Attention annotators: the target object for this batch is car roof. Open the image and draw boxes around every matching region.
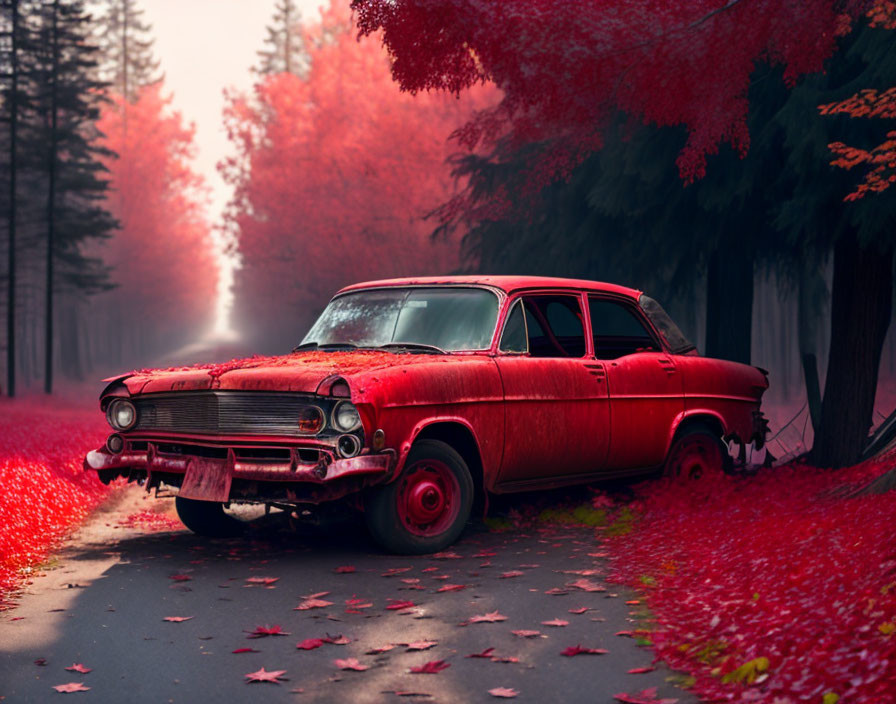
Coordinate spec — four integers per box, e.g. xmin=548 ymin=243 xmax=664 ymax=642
xmin=337 ymin=275 xmax=642 ymax=299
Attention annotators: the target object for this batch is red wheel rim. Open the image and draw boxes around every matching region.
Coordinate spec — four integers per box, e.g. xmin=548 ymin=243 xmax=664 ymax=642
xmin=667 ymin=435 xmax=723 ymax=479
xmin=397 ymin=459 xmax=460 ymax=537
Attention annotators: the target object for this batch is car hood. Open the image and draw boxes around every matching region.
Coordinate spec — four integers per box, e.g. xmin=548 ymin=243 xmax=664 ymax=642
xmin=110 ymin=350 xmax=454 ymax=396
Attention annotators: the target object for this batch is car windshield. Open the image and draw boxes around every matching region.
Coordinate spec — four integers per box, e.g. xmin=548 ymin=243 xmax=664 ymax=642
xmin=301 ymin=287 xmax=500 ymax=352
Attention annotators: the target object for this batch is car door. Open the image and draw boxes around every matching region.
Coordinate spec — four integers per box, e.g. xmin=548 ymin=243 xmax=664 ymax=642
xmin=495 ymin=293 xmax=610 ymax=487
xmin=588 ymin=296 xmax=684 ymax=471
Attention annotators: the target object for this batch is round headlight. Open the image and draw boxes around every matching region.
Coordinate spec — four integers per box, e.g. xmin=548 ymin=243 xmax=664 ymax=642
xmin=107 ymin=399 xmax=137 ymax=431
xmin=296 ymin=405 xmax=324 ymax=434
xmin=332 ymin=401 xmax=361 ymax=432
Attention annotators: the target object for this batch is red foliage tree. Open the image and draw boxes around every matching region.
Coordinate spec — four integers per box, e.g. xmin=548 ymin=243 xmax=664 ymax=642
xmin=221 ymin=0 xmax=498 ymax=350
xmin=92 ymin=84 xmax=218 ymax=366
xmin=352 ymin=0 xmax=866 ymax=200
xmin=820 ymin=3 xmax=896 ymax=199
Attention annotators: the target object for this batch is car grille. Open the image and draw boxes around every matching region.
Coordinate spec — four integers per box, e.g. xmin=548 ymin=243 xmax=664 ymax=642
xmin=132 ymin=392 xmax=320 ymax=437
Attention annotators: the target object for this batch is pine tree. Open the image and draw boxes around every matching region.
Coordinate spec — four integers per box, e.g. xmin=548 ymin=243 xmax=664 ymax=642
xmin=255 ymin=0 xmax=309 ymax=77
xmin=22 ymin=1 xmax=113 ymax=392
xmin=95 ymin=0 xmax=160 ymax=102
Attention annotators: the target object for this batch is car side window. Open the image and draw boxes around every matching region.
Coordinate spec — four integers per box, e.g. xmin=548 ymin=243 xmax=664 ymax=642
xmin=521 ymin=295 xmax=586 ymax=358
xmin=499 ymin=300 xmax=528 ymax=353
xmin=588 ymin=297 xmax=659 ymax=359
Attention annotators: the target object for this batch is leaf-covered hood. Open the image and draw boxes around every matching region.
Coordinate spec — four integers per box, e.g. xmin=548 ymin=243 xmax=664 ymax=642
xmin=110 ymin=350 xmax=453 ymax=396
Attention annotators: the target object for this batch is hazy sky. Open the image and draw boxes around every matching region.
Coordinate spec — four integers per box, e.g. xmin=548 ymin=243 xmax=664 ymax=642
xmin=138 ymin=0 xmax=326 ymax=335
xmin=141 ymin=0 xmax=325 ymax=220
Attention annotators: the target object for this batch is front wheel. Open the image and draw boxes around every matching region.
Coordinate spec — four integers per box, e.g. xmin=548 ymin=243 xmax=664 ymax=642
xmin=365 ymin=439 xmax=474 ymax=554
xmin=663 ymin=424 xmax=731 ymax=479
xmin=175 ymin=496 xmax=246 ymax=537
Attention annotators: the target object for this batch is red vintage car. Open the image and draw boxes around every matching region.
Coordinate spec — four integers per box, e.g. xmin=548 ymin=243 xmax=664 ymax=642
xmin=85 ymin=276 xmax=769 ymax=553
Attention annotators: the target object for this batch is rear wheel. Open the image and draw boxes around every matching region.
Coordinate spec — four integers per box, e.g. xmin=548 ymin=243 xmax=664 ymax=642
xmin=663 ymin=424 xmax=730 ymax=479
xmin=175 ymin=496 xmax=245 ymax=537
xmin=365 ymin=439 xmax=473 ymax=554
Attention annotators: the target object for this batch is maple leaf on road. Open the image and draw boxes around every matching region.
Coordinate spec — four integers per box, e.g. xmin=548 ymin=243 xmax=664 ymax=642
xmin=436 ymin=583 xmax=467 ymax=593
xmin=467 ymin=647 xmax=496 ymax=658
xmin=168 ymin=574 xmax=191 ymax=582
xmin=295 ymin=598 xmax=334 ymax=610
xmin=52 ymin=682 xmax=91 ymax=693
xmin=385 ymin=599 xmax=416 ymax=610
xmin=245 ymin=576 xmax=279 ymax=586
xmin=163 ymin=616 xmax=193 ymax=622
xmin=561 ymin=645 xmax=609 ymax=656
xmin=334 ymin=658 xmax=369 ymax=671
xmin=409 ymin=660 xmax=450 ymax=674
xmin=296 ymin=639 xmax=325 ymax=650
xmin=489 ymin=687 xmax=519 ymax=698
xmin=334 ymin=565 xmax=356 ymax=573
xmin=64 ymin=664 xmax=91 ymax=674
xmin=245 ymin=667 xmax=287 ymax=684
xmin=245 ymin=624 xmax=290 ymax=638
xmin=541 ymin=619 xmax=569 ymax=627
xmin=406 ymin=640 xmax=438 ymax=651
xmin=511 ymin=630 xmax=542 ymax=638
xmin=469 ymin=611 xmax=507 ymax=623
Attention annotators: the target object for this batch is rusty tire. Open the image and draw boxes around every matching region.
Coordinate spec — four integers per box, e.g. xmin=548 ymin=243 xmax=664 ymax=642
xmin=175 ymin=496 xmax=245 ymax=538
xmin=663 ymin=424 xmax=731 ymax=479
xmin=365 ymin=439 xmax=473 ymax=555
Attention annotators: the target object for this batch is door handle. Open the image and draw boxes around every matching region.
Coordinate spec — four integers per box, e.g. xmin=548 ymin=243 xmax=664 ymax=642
xmin=583 ymin=363 xmax=606 ymax=380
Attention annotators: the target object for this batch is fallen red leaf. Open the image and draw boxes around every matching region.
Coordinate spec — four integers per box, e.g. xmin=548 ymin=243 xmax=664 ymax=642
xmin=561 ymin=645 xmax=609 ymax=656
xmin=64 ymin=664 xmax=91 ymax=674
xmin=232 ymin=648 xmax=259 ymax=654
xmin=245 ymin=576 xmax=279 ymax=586
xmin=627 ymin=667 xmax=656 ymax=674
xmin=366 ymin=644 xmax=396 ymax=654
xmin=334 ymin=566 xmax=356 ymax=573
xmin=381 ymin=567 xmax=412 ymax=577
xmin=614 ymin=688 xmax=678 ymax=704
xmin=436 ymin=583 xmax=466 ymax=593
xmin=469 ymin=611 xmax=507 ymax=623
xmin=245 ymin=667 xmax=287 ymax=683
xmin=163 ymin=616 xmax=193 ymax=622
xmin=169 ymin=574 xmax=191 ymax=581
xmin=568 ymin=607 xmax=590 ymax=614
xmin=467 ymin=647 xmax=496 ymax=658
xmin=385 ymin=599 xmax=416 ymax=610
xmin=489 ymin=687 xmax=519 ymax=698
xmin=52 ymin=682 xmax=90 ymax=693
xmin=406 ymin=640 xmax=438 ymax=651
xmin=296 ymin=639 xmax=325 ymax=650
xmin=500 ymin=571 xmax=524 ymax=579
xmin=491 ymin=655 xmax=520 ymax=663
xmin=246 ymin=624 xmax=290 ymax=638
xmin=567 ymin=578 xmax=606 ymax=592
xmin=323 ymin=634 xmax=351 ymax=645
xmin=511 ymin=630 xmax=541 ymax=638
xmin=334 ymin=658 xmax=369 ymax=671
xmin=295 ymin=598 xmax=334 ymax=610
xmin=410 ymin=660 xmax=450 ymax=674
xmin=541 ymin=619 xmax=569 ymax=627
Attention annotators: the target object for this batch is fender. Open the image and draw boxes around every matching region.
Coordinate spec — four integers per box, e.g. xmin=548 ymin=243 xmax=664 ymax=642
xmin=666 ymin=409 xmax=729 ymax=457
xmin=391 ymin=415 xmax=490 ymax=490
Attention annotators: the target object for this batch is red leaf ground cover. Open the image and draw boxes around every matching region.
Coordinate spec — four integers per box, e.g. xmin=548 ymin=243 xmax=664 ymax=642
xmin=0 ymin=398 xmax=110 ymax=607
xmin=606 ymin=453 xmax=896 ymax=702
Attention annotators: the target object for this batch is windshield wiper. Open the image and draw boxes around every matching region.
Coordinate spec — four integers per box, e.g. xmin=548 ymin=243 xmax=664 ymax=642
xmin=292 ymin=341 xmax=358 ymax=352
xmin=376 ymin=342 xmax=446 ymax=355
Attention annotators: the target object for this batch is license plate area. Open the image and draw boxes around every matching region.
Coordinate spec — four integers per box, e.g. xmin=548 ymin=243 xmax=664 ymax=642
xmin=178 ymin=456 xmax=232 ymax=502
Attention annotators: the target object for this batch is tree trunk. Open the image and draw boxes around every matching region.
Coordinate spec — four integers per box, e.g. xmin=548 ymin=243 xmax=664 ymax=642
xmin=705 ymin=242 xmax=754 ymax=364
xmin=798 ymin=258 xmax=828 ymax=433
xmin=811 ymin=232 xmax=893 ymax=468
xmin=6 ymin=0 xmax=19 ymax=397
xmin=44 ymin=0 xmax=59 ymax=394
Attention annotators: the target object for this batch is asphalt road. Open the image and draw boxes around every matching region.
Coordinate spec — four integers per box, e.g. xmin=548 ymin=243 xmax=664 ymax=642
xmin=0 ymin=490 xmax=695 ymax=704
